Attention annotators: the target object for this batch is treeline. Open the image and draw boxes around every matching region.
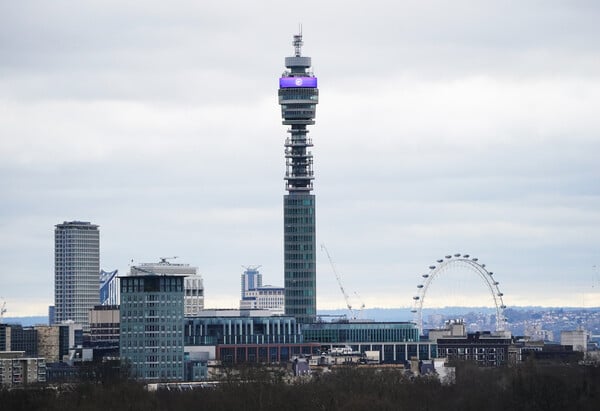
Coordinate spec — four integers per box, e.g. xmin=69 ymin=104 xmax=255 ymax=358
xmin=2 ymin=361 xmax=599 ymax=411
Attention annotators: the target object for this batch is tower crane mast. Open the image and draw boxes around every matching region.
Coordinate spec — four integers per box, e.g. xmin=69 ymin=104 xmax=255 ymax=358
xmin=321 ymin=244 xmax=356 ymax=319
xmin=0 ymin=300 xmax=6 ymax=322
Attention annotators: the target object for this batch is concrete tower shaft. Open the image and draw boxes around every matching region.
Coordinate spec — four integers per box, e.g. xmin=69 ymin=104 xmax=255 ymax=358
xmin=279 ymin=32 xmax=318 ymax=323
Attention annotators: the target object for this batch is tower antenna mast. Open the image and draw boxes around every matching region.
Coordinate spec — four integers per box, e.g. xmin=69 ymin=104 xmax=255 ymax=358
xmin=293 ymin=27 xmax=303 ymax=57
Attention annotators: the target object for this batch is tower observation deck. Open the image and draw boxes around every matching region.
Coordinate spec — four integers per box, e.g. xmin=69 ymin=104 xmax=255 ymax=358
xmin=279 ymin=32 xmax=319 ymax=323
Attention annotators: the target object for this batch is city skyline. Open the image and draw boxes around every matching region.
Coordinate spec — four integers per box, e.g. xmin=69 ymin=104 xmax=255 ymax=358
xmin=1 ymin=1 xmax=599 ymax=316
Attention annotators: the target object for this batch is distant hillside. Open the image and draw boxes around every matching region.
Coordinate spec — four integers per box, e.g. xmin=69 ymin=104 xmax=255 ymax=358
xmin=1 ymin=316 xmax=48 ymax=326
xmin=318 ymin=307 xmax=501 ymax=322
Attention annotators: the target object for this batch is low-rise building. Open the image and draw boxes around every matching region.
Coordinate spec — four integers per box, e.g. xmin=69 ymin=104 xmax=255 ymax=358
xmin=240 ymin=266 xmax=285 ymax=314
xmin=36 ymin=325 xmax=63 ymax=363
xmin=89 ymin=305 xmax=120 ymax=360
xmin=436 ymin=331 xmax=511 ymax=366
xmin=185 ymin=310 xmax=319 ymax=364
xmin=0 ymin=351 xmax=46 ymax=387
xmin=561 ymin=329 xmax=588 ymax=352
xmin=240 ymin=286 xmax=285 ymax=314
xmin=302 ymin=321 xmax=430 ymax=364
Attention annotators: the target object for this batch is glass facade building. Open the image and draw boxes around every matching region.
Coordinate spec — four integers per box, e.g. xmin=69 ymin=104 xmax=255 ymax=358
xmin=240 ymin=266 xmax=262 ymax=299
xmin=131 ymin=260 xmax=203 ymax=316
xmin=185 ymin=315 xmax=303 ymax=346
xmin=54 ymin=221 xmax=100 ymax=329
xmin=302 ymin=322 xmax=420 ymax=344
xmin=279 ymin=33 xmax=319 ymax=323
xmin=119 ymin=273 xmax=185 ymax=381
xmin=184 ymin=314 xmax=320 ymax=364
xmin=301 ymin=322 xmax=436 ymax=364
xmin=99 ymin=269 xmax=119 ymax=306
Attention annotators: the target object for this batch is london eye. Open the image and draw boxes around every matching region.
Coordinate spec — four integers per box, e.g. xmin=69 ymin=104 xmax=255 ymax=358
xmin=411 ymin=253 xmax=507 ymax=334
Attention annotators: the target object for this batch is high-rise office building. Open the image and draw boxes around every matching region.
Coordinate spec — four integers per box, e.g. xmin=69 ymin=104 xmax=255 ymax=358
xmin=119 ymin=269 xmax=185 ymax=381
xmin=130 ymin=259 xmax=203 ymax=316
xmin=54 ymin=221 xmax=100 ymax=329
xmin=240 ymin=265 xmax=262 ymax=299
xmin=279 ymin=32 xmax=319 ymax=323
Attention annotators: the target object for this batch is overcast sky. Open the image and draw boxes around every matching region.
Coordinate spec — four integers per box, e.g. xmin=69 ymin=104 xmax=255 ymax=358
xmin=1 ymin=1 xmax=599 ymax=316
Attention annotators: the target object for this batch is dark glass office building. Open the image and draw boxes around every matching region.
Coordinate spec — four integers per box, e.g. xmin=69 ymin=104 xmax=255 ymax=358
xmin=119 ymin=272 xmax=185 ymax=381
xmin=279 ymin=32 xmax=319 ymax=323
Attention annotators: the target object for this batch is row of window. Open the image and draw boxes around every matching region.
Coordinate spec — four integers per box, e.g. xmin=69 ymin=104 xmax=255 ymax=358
xmin=286 ymin=287 xmax=314 ymax=296
xmin=282 ymin=110 xmax=316 ymax=118
xmin=285 ymin=253 xmax=314 ymax=261
xmin=121 ymin=339 xmax=183 ymax=347
xmin=144 ymin=355 xmax=183 ymax=362
xmin=284 ymin=217 xmax=314 ymax=224
xmin=285 ymin=244 xmax=313 ymax=251
xmin=280 ymin=104 xmax=315 ymax=109
xmin=285 ymin=235 xmax=314 ymax=243
xmin=284 ymin=226 xmax=314 ymax=233
xmin=303 ymin=328 xmax=420 ymax=344
xmin=285 ymin=271 xmax=314 ymax=279
xmin=123 ymin=294 xmax=179 ymax=302
xmin=285 ymin=198 xmax=314 ymax=206
xmin=121 ymin=277 xmax=184 ymax=293
xmin=141 ymin=324 xmax=181 ymax=332
xmin=285 ymin=262 xmax=315 ymax=269
xmin=285 ymin=207 xmax=313 ymax=216
xmin=141 ymin=370 xmax=183 ymax=379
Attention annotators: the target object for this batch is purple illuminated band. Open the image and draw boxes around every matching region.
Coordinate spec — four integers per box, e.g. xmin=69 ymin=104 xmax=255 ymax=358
xmin=279 ymin=77 xmax=318 ymax=88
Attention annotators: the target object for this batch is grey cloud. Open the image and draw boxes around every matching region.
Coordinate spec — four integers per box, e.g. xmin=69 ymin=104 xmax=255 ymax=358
xmin=1 ymin=1 xmax=599 ymax=314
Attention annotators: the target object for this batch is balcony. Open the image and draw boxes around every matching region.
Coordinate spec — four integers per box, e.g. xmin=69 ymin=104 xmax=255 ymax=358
xmin=285 ymin=150 xmax=312 ymax=158
xmin=285 ymin=171 xmax=314 ymax=179
xmin=285 ymin=138 xmax=313 ymax=147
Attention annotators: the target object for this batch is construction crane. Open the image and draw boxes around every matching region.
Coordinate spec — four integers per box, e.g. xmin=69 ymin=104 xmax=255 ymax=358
xmin=353 ymin=291 xmax=366 ymax=319
xmin=130 ymin=265 xmax=160 ymax=276
xmin=0 ymin=300 xmax=6 ymax=322
xmin=321 ymin=244 xmax=363 ymax=319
